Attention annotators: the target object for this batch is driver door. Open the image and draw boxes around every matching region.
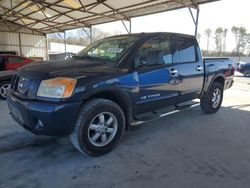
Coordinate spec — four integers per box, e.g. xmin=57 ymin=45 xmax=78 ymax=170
xmin=134 ymin=35 xmax=180 ymax=114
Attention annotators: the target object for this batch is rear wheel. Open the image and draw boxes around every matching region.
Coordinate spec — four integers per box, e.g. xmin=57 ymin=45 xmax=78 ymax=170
xmin=0 ymin=81 xmax=11 ymax=100
xmin=200 ymin=82 xmax=223 ymax=114
xmin=69 ymin=98 xmax=125 ymax=156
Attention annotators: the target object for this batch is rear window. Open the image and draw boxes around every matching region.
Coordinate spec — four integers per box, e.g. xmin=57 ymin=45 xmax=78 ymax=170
xmin=173 ymin=37 xmax=196 ymax=63
xmin=0 ymin=56 xmax=4 ymax=63
xmin=7 ymin=57 xmax=24 ymax=63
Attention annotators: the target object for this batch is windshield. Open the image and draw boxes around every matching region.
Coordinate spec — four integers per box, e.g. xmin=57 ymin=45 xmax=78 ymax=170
xmin=76 ymin=35 xmax=139 ymax=63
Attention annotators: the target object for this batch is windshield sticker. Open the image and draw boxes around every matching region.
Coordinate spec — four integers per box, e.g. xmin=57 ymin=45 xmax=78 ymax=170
xmin=107 ymin=48 xmax=123 ymax=53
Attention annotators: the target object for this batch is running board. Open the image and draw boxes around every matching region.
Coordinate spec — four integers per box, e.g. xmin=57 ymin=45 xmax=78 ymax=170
xmin=132 ymin=102 xmax=200 ymax=126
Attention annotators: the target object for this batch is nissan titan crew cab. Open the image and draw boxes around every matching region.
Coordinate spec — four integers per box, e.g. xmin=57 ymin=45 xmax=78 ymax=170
xmin=6 ymin=33 xmax=234 ymax=156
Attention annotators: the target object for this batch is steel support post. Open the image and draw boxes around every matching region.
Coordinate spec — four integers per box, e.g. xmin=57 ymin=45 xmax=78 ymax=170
xmin=121 ymin=19 xmax=131 ymax=34
xmin=188 ymin=6 xmax=200 ymax=37
xmin=82 ymin=27 xmax=92 ymax=44
xmin=64 ymin=31 xmax=66 ymax=57
xmin=18 ymin=33 xmax=22 ymax=56
xmin=90 ymin=26 xmax=92 ymax=43
xmin=195 ymin=8 xmax=200 ymax=37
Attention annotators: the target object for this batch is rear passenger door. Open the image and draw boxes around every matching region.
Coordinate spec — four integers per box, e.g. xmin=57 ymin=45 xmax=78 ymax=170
xmin=134 ymin=35 xmax=180 ymax=113
xmin=173 ymin=36 xmax=204 ymax=99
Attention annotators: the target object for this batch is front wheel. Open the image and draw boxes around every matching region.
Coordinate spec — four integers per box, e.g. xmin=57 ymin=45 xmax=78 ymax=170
xmin=70 ymin=98 xmax=125 ymax=156
xmin=0 ymin=81 xmax=11 ymax=100
xmin=200 ymin=82 xmax=223 ymax=114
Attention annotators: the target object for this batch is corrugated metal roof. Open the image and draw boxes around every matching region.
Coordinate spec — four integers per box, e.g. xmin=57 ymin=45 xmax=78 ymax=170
xmin=0 ymin=0 xmax=219 ymax=34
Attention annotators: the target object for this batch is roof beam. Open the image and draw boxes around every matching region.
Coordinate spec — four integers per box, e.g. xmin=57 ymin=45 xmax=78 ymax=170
xmin=38 ymin=0 xmax=186 ymax=32
xmin=4 ymin=1 xmax=34 ymax=15
xmin=0 ymin=0 xmax=219 ymax=34
xmin=0 ymin=4 xmax=52 ymax=28
xmin=0 ymin=18 xmax=44 ymax=35
xmin=40 ymin=1 xmax=122 ymax=21
xmin=97 ymin=0 xmax=129 ymax=20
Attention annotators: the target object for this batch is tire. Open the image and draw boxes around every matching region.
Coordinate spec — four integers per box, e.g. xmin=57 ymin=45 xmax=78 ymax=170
xmin=69 ymin=98 xmax=126 ymax=156
xmin=243 ymin=71 xmax=250 ymax=77
xmin=200 ymin=82 xmax=223 ymax=114
xmin=0 ymin=81 xmax=11 ymax=100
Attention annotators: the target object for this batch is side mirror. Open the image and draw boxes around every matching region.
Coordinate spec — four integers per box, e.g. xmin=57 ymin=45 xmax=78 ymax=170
xmin=135 ymin=57 xmax=146 ymax=69
xmin=139 ymin=57 xmax=146 ymax=66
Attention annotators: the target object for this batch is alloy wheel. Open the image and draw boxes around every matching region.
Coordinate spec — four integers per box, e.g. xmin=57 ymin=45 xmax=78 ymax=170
xmin=211 ymin=88 xmax=221 ymax=108
xmin=87 ymin=112 xmax=118 ymax=147
xmin=0 ymin=83 xmax=10 ymax=99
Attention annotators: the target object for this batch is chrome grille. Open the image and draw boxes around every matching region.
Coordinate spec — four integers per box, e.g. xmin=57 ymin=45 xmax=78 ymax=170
xmin=17 ymin=77 xmax=30 ymax=94
xmin=11 ymin=75 xmax=39 ymax=99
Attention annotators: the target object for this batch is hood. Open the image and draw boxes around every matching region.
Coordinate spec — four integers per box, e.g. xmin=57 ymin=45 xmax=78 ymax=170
xmin=18 ymin=59 xmax=125 ymax=80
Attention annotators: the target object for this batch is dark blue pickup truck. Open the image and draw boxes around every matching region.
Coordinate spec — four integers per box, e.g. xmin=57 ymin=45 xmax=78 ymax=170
xmin=6 ymin=33 xmax=234 ymax=156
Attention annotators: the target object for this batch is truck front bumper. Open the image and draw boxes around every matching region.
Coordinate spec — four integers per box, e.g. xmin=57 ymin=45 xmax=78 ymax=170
xmin=6 ymin=93 xmax=82 ymax=136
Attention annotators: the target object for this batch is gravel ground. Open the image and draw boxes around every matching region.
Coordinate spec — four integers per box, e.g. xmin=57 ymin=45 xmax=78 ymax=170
xmin=0 ymin=73 xmax=250 ymax=188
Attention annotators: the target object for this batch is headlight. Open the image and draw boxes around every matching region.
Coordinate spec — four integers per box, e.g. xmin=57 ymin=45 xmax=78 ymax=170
xmin=37 ymin=77 xmax=77 ymax=98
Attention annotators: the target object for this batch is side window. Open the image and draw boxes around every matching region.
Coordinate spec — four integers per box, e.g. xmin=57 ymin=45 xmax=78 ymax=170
xmin=135 ymin=36 xmax=173 ymax=68
xmin=173 ymin=37 xmax=196 ymax=63
xmin=0 ymin=57 xmax=5 ymax=63
xmin=7 ymin=57 xmax=23 ymax=64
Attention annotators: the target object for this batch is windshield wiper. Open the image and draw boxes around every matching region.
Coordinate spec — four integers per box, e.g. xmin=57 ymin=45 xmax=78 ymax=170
xmin=73 ymin=55 xmax=92 ymax=59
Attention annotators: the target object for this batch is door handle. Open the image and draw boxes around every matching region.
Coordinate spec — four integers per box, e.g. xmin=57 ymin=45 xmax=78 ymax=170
xmin=170 ymin=69 xmax=178 ymax=76
xmin=196 ymin=66 xmax=203 ymax=71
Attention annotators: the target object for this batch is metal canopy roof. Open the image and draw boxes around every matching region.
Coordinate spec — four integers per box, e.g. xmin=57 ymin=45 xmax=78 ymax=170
xmin=0 ymin=0 xmax=219 ymax=35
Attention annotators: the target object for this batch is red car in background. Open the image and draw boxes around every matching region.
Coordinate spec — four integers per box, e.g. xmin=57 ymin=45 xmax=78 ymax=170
xmin=0 ymin=54 xmax=33 ymax=99
xmin=0 ymin=54 xmax=33 ymax=71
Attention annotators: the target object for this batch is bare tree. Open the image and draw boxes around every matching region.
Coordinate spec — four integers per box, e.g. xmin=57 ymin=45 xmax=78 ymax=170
xmin=246 ymin=34 xmax=250 ymax=56
xmin=231 ymin=26 xmax=247 ymax=55
xmin=91 ymin=27 xmax=110 ymax=41
xmin=214 ymin=27 xmax=224 ymax=56
xmin=76 ymin=27 xmax=111 ymax=45
xmin=231 ymin=26 xmax=239 ymax=52
xmin=47 ymin=33 xmax=64 ymax=43
xmin=223 ymin=28 xmax=228 ymax=54
xmin=197 ymin=33 xmax=201 ymax=43
xmin=46 ymin=28 xmax=124 ymax=52
xmin=205 ymin=28 xmax=212 ymax=52
xmin=112 ymin=30 xmax=122 ymax=35
xmin=76 ymin=28 xmax=93 ymax=45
